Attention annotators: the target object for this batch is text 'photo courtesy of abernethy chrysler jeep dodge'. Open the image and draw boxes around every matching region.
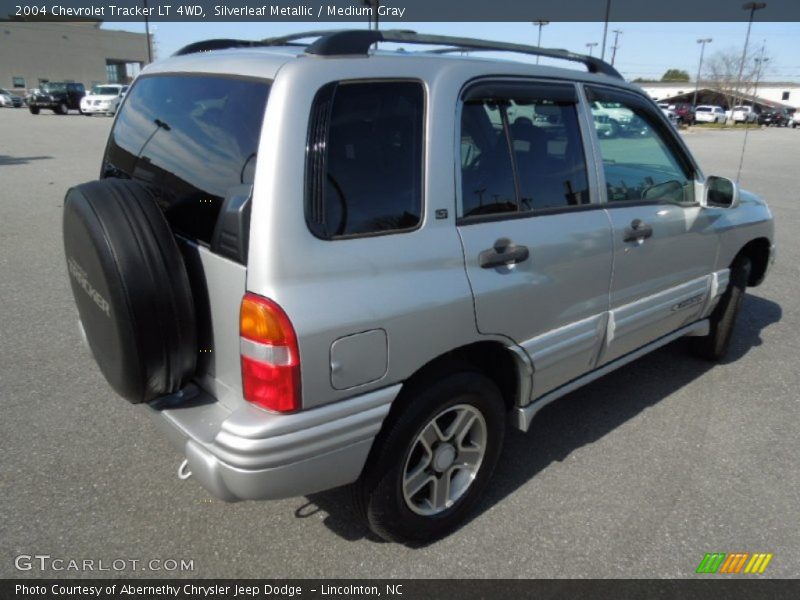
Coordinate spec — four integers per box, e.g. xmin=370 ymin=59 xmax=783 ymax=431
xmin=62 ymin=29 xmax=775 ymax=544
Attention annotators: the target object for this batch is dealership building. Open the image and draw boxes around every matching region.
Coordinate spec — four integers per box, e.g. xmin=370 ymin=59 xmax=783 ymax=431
xmin=0 ymin=21 xmax=149 ymax=94
xmin=641 ymin=81 xmax=800 ymax=110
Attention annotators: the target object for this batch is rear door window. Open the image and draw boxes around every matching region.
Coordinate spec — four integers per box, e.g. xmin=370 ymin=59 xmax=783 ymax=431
xmin=459 ymin=82 xmax=590 ymax=219
xmin=103 ymin=74 xmax=270 ymax=243
xmin=305 ymin=80 xmax=424 ymax=239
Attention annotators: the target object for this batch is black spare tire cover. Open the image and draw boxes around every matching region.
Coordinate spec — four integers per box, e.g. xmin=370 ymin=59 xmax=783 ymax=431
xmin=63 ymin=179 xmax=197 ymax=403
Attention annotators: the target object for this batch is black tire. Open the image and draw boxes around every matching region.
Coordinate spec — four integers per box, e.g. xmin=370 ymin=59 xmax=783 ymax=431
xmin=55 ymin=102 xmax=68 ymax=115
xmin=691 ymin=257 xmax=751 ymax=361
xmin=29 ymin=105 xmax=39 ymax=115
xmin=63 ymin=179 xmax=197 ymax=403
xmin=354 ymin=370 xmax=506 ymax=544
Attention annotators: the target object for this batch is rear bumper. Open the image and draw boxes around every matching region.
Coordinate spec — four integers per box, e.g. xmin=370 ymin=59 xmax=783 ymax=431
xmin=146 ymin=384 xmax=399 ymax=501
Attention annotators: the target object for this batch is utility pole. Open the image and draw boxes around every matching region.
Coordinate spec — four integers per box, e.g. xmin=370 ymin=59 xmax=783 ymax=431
xmin=532 ymin=21 xmax=549 ymax=64
xmin=600 ymin=0 xmax=612 ymax=61
xmin=692 ymin=38 xmax=712 ymax=109
xmin=362 ymin=0 xmax=379 ymax=30
xmin=753 ymin=41 xmax=768 ymax=106
xmin=586 ymin=42 xmax=598 ymax=57
xmin=143 ymin=0 xmax=152 ymax=64
xmin=610 ymin=29 xmax=622 ymax=66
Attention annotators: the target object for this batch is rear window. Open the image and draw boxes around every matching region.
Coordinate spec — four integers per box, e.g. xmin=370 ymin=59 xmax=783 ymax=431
xmin=103 ymin=74 xmax=270 ymax=243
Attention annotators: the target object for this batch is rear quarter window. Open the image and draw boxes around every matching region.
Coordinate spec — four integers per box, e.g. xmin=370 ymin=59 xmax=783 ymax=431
xmin=103 ymin=74 xmax=270 ymax=244
xmin=305 ymin=80 xmax=424 ymax=239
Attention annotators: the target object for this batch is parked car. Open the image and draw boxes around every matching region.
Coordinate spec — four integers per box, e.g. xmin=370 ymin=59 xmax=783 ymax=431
xmin=590 ymin=99 xmax=634 ymax=137
xmin=671 ymin=102 xmax=694 ymax=125
xmin=62 ymin=29 xmax=775 ymax=544
xmin=80 ymin=84 xmax=129 ymax=116
xmin=731 ymin=105 xmax=759 ymax=123
xmin=660 ymin=106 xmax=678 ymax=127
xmin=693 ymin=105 xmax=727 ymax=124
xmin=28 ymin=82 xmax=86 ymax=114
xmin=0 ymin=88 xmax=23 ymax=108
xmin=758 ymin=107 xmax=791 ymax=127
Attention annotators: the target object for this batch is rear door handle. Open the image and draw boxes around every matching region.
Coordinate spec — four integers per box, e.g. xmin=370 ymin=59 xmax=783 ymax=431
xmin=623 ymin=219 xmax=653 ymax=243
xmin=479 ymin=238 xmax=530 ymax=268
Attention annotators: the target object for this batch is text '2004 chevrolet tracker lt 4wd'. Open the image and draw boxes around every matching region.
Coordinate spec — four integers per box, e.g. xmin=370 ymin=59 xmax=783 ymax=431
xmin=63 ymin=30 xmax=776 ymax=544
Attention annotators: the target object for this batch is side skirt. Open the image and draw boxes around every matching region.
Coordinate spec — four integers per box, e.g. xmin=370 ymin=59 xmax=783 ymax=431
xmin=512 ymin=319 xmax=709 ymax=432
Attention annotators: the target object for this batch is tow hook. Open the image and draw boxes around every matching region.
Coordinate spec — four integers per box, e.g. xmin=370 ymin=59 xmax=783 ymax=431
xmin=178 ymin=459 xmax=192 ymax=480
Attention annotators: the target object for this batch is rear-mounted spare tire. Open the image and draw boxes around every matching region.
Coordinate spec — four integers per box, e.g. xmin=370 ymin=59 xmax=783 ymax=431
xmin=63 ymin=179 xmax=197 ymax=403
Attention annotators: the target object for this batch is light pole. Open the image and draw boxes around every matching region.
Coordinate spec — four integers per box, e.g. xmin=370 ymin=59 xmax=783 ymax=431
xmin=586 ymin=42 xmax=598 ymax=57
xmin=532 ymin=20 xmax=549 ymax=64
xmin=734 ymin=2 xmax=767 ymax=107
xmin=692 ymin=38 xmax=712 ymax=109
xmin=610 ymin=29 xmax=622 ymax=66
xmin=600 ymin=0 xmax=612 ymax=61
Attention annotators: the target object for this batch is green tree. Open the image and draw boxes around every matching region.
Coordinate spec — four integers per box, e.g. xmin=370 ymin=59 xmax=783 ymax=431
xmin=661 ymin=69 xmax=691 ymax=82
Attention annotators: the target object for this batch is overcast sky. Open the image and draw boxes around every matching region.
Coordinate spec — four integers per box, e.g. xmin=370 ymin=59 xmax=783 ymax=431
xmin=106 ymin=21 xmax=800 ymax=82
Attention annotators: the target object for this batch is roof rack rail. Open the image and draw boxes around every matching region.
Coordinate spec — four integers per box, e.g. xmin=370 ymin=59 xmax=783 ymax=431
xmin=174 ymin=39 xmax=260 ymax=56
xmin=174 ymin=29 xmax=622 ymax=79
xmin=173 ymin=32 xmax=334 ymax=56
xmin=304 ymin=30 xmax=622 ymax=78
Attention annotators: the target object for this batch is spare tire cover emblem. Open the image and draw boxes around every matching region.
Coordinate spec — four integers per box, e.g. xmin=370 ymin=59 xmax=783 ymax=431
xmin=67 ymin=256 xmax=111 ymax=317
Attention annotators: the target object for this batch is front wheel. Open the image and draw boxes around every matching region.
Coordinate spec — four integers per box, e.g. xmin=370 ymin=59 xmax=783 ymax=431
xmin=354 ymin=370 xmax=506 ymax=544
xmin=691 ymin=257 xmax=751 ymax=361
xmin=28 ymin=105 xmax=40 ymax=115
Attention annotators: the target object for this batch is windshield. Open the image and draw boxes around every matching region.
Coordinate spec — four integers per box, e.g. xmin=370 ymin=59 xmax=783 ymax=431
xmin=93 ymin=86 xmax=120 ymax=95
xmin=733 ymin=106 xmax=749 ymax=111
xmin=42 ymin=83 xmax=66 ymax=93
xmin=0 ymin=89 xmax=10 ymax=95
xmin=695 ymin=107 xmax=711 ymax=112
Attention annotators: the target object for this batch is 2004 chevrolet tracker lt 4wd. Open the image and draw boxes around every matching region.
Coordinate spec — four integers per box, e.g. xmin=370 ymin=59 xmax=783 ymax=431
xmin=63 ymin=30 xmax=775 ymax=543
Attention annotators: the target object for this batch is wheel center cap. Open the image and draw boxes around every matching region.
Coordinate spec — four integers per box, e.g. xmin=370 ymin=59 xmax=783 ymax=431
xmin=433 ymin=443 xmax=457 ymax=472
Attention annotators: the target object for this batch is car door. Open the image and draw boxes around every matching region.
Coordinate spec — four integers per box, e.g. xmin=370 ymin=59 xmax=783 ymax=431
xmin=456 ymin=80 xmax=614 ymax=399
xmin=583 ymin=85 xmax=719 ymax=365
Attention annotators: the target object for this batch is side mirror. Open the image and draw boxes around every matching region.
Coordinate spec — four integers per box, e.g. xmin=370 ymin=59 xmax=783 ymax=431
xmin=704 ymin=175 xmax=739 ymax=208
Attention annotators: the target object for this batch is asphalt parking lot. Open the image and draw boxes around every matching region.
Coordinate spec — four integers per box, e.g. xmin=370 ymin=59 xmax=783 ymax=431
xmin=1 ymin=108 xmax=798 ymax=579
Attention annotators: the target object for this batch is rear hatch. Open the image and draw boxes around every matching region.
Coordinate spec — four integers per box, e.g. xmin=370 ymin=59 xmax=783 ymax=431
xmin=101 ymin=72 xmax=272 ymax=408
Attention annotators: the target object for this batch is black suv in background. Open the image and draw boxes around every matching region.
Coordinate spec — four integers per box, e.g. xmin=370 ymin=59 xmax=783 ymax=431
xmin=758 ymin=107 xmax=791 ymax=127
xmin=28 ymin=82 xmax=86 ymax=115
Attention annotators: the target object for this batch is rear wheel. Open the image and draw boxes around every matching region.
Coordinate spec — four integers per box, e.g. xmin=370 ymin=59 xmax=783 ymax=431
xmin=54 ymin=102 xmax=68 ymax=115
xmin=29 ymin=105 xmax=39 ymax=115
xmin=691 ymin=257 xmax=751 ymax=361
xmin=354 ymin=370 xmax=506 ymax=544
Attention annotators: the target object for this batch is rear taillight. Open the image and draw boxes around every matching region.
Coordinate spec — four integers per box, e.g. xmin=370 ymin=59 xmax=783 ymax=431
xmin=239 ymin=293 xmax=300 ymax=412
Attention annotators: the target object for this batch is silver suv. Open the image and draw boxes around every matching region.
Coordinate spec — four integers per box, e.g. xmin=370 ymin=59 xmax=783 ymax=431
xmin=63 ymin=30 xmax=775 ymax=544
